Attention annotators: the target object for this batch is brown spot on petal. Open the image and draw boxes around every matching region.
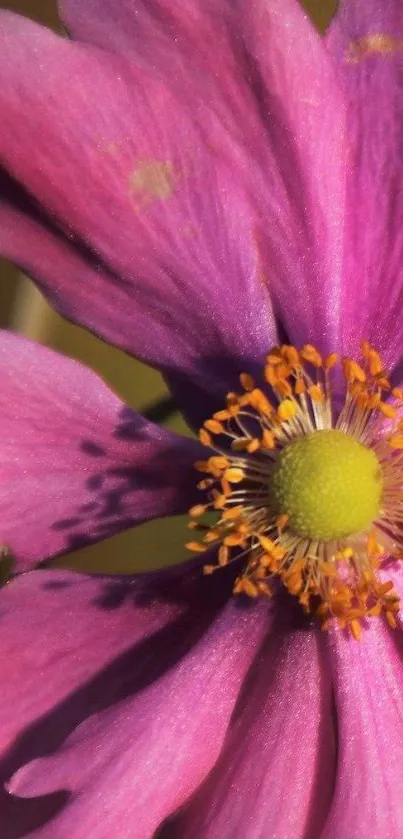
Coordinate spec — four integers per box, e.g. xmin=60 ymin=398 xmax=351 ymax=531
xmin=345 ymin=34 xmax=403 ymax=64
xmin=129 ymin=160 xmax=177 ymax=208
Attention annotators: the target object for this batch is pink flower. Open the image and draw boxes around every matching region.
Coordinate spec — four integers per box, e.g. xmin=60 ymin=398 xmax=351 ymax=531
xmin=1 ymin=1 xmax=403 ymax=837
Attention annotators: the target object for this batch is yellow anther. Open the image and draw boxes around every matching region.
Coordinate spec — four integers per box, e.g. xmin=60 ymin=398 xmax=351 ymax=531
xmin=208 ymin=455 xmax=229 ymax=471
xmin=213 ymin=409 xmax=231 ymax=421
xmin=240 ymin=372 xmax=255 ymax=391
xmin=199 ymin=429 xmax=212 ymax=446
xmin=246 ymin=438 xmax=260 ymax=453
xmin=222 ymin=506 xmax=243 ymax=520
xmin=203 ymin=529 xmax=220 ymax=543
xmin=368 ymin=534 xmax=384 ymax=556
xmin=389 ymin=435 xmax=403 ymax=450
xmin=324 ymin=352 xmax=338 ymax=370
xmin=343 ymin=358 xmax=366 ymax=383
xmin=185 ymin=541 xmax=208 ymax=552
xmin=276 ymin=513 xmax=289 ymax=531
xmin=218 ymin=545 xmax=229 ymax=566
xmin=189 ymin=504 xmax=207 ymax=518
xmin=264 ymin=364 xmax=279 ymax=387
xmin=368 ymin=393 xmax=381 ymax=409
xmin=224 ymin=533 xmax=245 ymax=547
xmin=234 ymin=577 xmax=259 ymax=597
xmin=205 ymin=459 xmax=224 ymax=478
xmin=276 ymin=379 xmax=293 ymax=397
xmin=301 ymin=344 xmax=322 ymax=367
xmin=224 ymin=467 xmax=245 ymax=484
xmin=284 ymin=572 xmax=303 ymax=595
xmin=259 ymin=553 xmax=275 ymax=569
xmin=379 ymin=402 xmax=397 ymax=419
xmin=378 ymin=580 xmax=394 ymax=595
xmin=350 ymin=360 xmax=367 ymax=382
xmin=286 ymin=558 xmax=304 ymax=574
xmin=277 ymin=399 xmax=297 ymax=421
xmin=261 ymin=429 xmax=275 ymax=449
xmin=266 ymin=350 xmax=283 ymax=365
xmin=355 ymin=391 xmax=371 ymax=410
xmin=368 ymin=349 xmax=383 ymax=376
xmin=392 ymin=388 xmax=403 ymax=399
xmin=258 ymin=535 xmax=277 ymax=554
xmin=386 ymin=611 xmax=398 ymax=629
xmin=204 ymin=419 xmax=224 ymax=434
xmin=225 ymin=393 xmax=241 ymax=415
xmin=308 ymin=384 xmax=324 ymax=402
xmin=258 ymin=535 xmax=286 ymax=560
xmin=376 ymin=376 xmax=390 ymax=390
xmin=248 ymin=389 xmax=273 ymax=416
xmin=281 ymin=345 xmax=300 ymax=367
xmin=211 ymin=491 xmax=226 ymax=510
xmin=294 ymin=377 xmax=306 ymax=395
xmin=334 ymin=548 xmax=354 ymax=559
xmin=203 ymin=564 xmax=216 ymax=575
xmin=350 ymin=620 xmax=362 ymax=640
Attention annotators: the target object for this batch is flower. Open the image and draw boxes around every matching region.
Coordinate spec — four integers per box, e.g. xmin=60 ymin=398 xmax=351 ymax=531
xmin=1 ymin=0 xmax=403 ymax=837
xmin=189 ymin=344 xmax=403 ymax=637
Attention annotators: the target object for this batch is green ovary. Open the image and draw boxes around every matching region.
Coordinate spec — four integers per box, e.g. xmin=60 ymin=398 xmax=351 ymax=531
xmin=270 ymin=429 xmax=383 ymax=541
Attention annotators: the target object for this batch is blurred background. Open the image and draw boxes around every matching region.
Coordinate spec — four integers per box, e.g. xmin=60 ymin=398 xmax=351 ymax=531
xmin=0 ymin=0 xmax=337 ymax=573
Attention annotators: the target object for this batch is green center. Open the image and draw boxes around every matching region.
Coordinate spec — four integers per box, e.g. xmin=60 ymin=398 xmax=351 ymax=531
xmin=270 ymin=429 xmax=383 ymax=541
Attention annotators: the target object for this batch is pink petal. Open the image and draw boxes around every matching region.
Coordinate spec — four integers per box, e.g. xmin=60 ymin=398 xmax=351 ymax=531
xmin=321 ymin=620 xmax=403 ymax=838
xmin=326 ymin=1 xmax=403 ymax=371
xmin=0 ymin=331 xmax=202 ymax=570
xmin=1 ymin=566 xmax=272 ymax=838
xmin=227 ymin=0 xmax=348 ymax=356
xmin=0 ymin=13 xmax=276 ymax=426
xmin=160 ymin=624 xmax=334 ymax=839
xmin=161 ymin=0 xmax=350 ymax=407
xmin=0 ymin=3 xmax=351 ymax=423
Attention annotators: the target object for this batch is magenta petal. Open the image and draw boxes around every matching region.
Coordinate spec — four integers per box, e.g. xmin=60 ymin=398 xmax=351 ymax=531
xmin=326 ymin=1 xmax=403 ymax=370
xmin=228 ymin=0 xmax=348 ymax=356
xmin=321 ymin=621 xmax=403 ymax=839
xmin=0 ymin=331 xmax=202 ymax=570
xmin=0 ymin=566 xmax=194 ymax=756
xmin=161 ymin=625 xmax=334 ymax=839
xmin=0 ymin=12 xmax=277 ymax=424
xmin=59 ymin=0 xmax=236 ymax=90
xmin=1 ymin=566 xmax=272 ymax=838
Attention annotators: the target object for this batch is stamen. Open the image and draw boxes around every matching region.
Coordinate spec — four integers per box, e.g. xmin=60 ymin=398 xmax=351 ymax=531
xmin=187 ymin=343 xmax=403 ymax=637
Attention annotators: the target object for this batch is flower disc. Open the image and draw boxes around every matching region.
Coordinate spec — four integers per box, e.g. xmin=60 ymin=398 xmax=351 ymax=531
xmin=270 ymin=429 xmax=383 ymax=540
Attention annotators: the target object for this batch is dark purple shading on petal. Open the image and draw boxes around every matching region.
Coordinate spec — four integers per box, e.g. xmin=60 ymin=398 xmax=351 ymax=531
xmin=159 ymin=621 xmax=334 ymax=839
xmin=59 ymin=0 xmax=246 ymax=96
xmin=326 ymin=1 xmax=403 ymax=374
xmin=0 ymin=331 xmax=203 ymax=571
xmin=0 ymin=562 xmax=272 ymax=838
